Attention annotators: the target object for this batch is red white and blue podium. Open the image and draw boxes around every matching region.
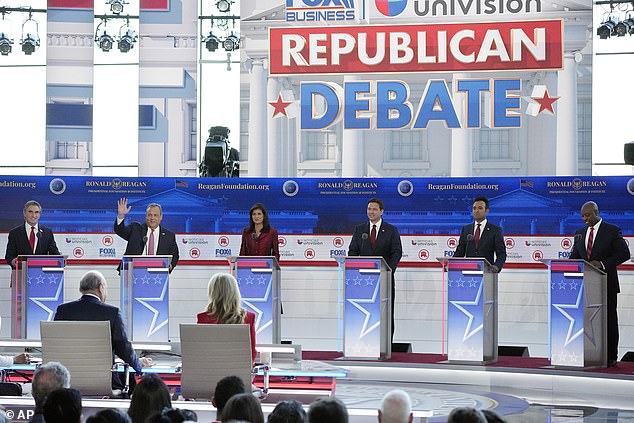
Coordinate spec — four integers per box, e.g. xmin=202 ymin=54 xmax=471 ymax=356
xmin=342 ymin=256 xmax=392 ymax=360
xmin=120 ymin=255 xmax=172 ymax=342
xmin=232 ymin=256 xmax=281 ymax=345
xmin=543 ymin=259 xmax=607 ymax=368
xmin=438 ymin=257 xmax=498 ymax=364
xmin=12 ymin=255 xmax=66 ymax=339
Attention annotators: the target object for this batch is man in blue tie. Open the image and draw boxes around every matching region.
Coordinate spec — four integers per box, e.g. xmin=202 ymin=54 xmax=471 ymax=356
xmin=569 ymin=201 xmax=630 ymax=367
xmin=454 ymin=196 xmax=506 ymax=273
xmin=5 ymin=200 xmax=60 ymax=269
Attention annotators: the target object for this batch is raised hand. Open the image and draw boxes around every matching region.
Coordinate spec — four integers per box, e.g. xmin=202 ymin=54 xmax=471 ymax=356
xmin=117 ymin=198 xmax=131 ymax=219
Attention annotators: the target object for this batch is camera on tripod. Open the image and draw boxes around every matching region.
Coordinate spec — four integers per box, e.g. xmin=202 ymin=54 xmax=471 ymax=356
xmin=199 ymin=126 xmax=240 ymax=177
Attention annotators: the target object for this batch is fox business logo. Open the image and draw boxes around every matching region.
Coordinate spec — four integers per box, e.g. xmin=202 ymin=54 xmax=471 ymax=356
xmin=286 ymin=0 xmax=356 ymax=22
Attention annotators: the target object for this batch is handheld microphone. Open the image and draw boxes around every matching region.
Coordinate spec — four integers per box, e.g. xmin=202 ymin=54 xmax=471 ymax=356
xmin=361 ymin=233 xmax=368 ymax=251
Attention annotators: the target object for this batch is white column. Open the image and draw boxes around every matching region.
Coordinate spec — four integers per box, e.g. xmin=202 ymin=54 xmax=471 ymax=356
xmin=341 ymin=75 xmax=365 ymax=177
xmin=247 ymin=59 xmax=268 ymax=177
xmin=450 ymin=73 xmax=472 ymax=176
xmin=555 ymin=53 xmax=579 ymax=176
xmin=267 ymin=77 xmax=282 ymax=177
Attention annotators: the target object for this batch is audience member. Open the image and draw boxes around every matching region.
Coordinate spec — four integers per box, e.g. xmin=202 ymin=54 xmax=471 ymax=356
xmin=86 ymin=408 xmax=132 ymax=423
xmin=212 ymin=375 xmax=247 ymax=421
xmin=378 ymin=390 xmax=412 ymax=423
xmin=481 ymin=410 xmax=506 ymax=423
xmin=447 ymin=407 xmax=487 ymax=423
xmin=127 ymin=374 xmax=172 ymax=423
xmin=42 ymin=388 xmax=82 ymax=423
xmin=30 ymin=362 xmax=71 ymax=423
xmin=197 ymin=273 xmax=257 ymax=363
xmin=147 ymin=408 xmax=198 ymax=423
xmin=268 ymin=400 xmax=306 ymax=423
xmin=0 ymin=406 xmax=7 ymax=423
xmin=307 ymin=398 xmax=348 ymax=423
xmin=221 ymin=393 xmax=264 ymax=423
xmin=0 ymin=353 xmax=30 ymax=367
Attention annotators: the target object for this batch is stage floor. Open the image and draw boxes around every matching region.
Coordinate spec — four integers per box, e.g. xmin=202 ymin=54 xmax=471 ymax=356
xmin=2 ymin=352 xmax=633 ymax=422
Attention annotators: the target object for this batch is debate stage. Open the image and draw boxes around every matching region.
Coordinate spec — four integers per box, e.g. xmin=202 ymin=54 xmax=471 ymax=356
xmin=2 ymin=350 xmax=634 ymax=422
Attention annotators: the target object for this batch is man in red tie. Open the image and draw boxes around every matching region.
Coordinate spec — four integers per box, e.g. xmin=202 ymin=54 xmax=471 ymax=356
xmin=114 ymin=198 xmax=179 ymax=273
xmin=348 ymin=198 xmax=403 ymax=342
xmin=569 ymin=201 xmax=630 ymax=367
xmin=454 ymin=196 xmax=506 ymax=273
xmin=5 ymin=200 xmax=60 ymax=270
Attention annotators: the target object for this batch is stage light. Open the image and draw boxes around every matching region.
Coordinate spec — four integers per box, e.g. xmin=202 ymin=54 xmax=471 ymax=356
xmin=97 ymin=32 xmax=115 ymax=52
xmin=118 ymin=28 xmax=137 ymax=52
xmin=216 ymin=0 xmax=233 ymax=13
xmin=223 ymin=33 xmax=240 ymax=52
xmin=20 ymin=34 xmax=39 ymax=55
xmin=0 ymin=32 xmax=13 ymax=56
xmin=203 ymin=32 xmax=220 ymax=52
xmin=597 ymin=18 xmax=617 ymax=39
xmin=108 ymin=0 xmax=126 ymax=15
xmin=615 ymin=17 xmax=634 ymax=36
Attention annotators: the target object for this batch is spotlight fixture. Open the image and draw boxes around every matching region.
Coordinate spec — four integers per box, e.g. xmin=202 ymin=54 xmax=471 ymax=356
xmin=20 ymin=34 xmax=39 ymax=55
xmin=107 ymin=0 xmax=126 ymax=15
xmin=0 ymin=32 xmax=13 ymax=56
xmin=118 ymin=28 xmax=137 ymax=52
xmin=97 ymin=31 xmax=115 ymax=52
xmin=615 ymin=17 xmax=634 ymax=36
xmin=203 ymin=32 xmax=220 ymax=52
xmin=222 ymin=33 xmax=240 ymax=52
xmin=216 ymin=0 xmax=233 ymax=13
xmin=597 ymin=18 xmax=617 ymax=39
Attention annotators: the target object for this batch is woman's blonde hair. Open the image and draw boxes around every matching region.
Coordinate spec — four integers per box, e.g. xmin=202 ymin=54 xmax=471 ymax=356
xmin=205 ymin=273 xmax=246 ymax=324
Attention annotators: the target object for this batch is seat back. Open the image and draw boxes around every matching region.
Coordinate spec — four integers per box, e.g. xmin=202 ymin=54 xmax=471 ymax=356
xmin=180 ymin=323 xmax=252 ymax=400
xmin=41 ymin=321 xmax=113 ymax=396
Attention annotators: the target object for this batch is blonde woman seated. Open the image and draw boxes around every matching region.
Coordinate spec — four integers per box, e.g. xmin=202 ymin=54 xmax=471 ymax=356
xmin=197 ymin=273 xmax=257 ymax=364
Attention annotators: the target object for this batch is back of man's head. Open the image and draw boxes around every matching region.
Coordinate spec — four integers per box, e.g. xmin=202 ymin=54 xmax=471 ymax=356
xmin=79 ymin=270 xmax=105 ymax=293
xmin=448 ymin=407 xmax=487 ymax=423
xmin=32 ymin=362 xmax=71 ymax=412
xmin=43 ymin=388 xmax=82 ymax=423
xmin=307 ymin=398 xmax=348 ymax=423
xmin=378 ymin=390 xmax=412 ymax=423
xmin=212 ymin=375 xmax=246 ymax=416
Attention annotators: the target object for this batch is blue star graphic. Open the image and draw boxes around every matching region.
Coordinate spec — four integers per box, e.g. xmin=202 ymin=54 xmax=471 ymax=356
xmin=450 ymin=281 xmax=484 ymax=342
xmin=242 ymin=277 xmax=272 ymax=335
xmin=553 ymin=285 xmax=585 ymax=347
xmin=30 ymin=280 xmax=64 ymax=321
xmin=135 ymin=280 xmax=169 ymax=338
xmin=346 ymin=281 xmax=381 ymax=339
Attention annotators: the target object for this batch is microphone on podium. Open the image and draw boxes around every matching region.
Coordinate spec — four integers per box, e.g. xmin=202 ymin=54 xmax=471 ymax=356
xmin=361 ymin=233 xmax=368 ymax=251
xmin=142 ymin=235 xmax=148 ymax=252
xmin=574 ymin=233 xmax=583 ymax=243
xmin=465 ymin=234 xmax=474 ymax=256
xmin=252 ymin=233 xmax=258 ymax=240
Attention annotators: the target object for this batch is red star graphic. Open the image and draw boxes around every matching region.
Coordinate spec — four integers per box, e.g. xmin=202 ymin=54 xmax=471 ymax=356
xmin=269 ymin=94 xmax=293 ymax=118
xmin=532 ymin=89 xmax=560 ymax=114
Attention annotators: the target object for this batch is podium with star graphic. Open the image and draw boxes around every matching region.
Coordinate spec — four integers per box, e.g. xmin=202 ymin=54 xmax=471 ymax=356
xmin=12 ymin=255 xmax=66 ymax=339
xmin=120 ymin=255 xmax=172 ymax=343
xmin=342 ymin=256 xmax=392 ymax=360
xmin=232 ymin=256 xmax=281 ymax=345
xmin=438 ymin=257 xmax=498 ymax=364
xmin=543 ymin=259 xmax=607 ymax=368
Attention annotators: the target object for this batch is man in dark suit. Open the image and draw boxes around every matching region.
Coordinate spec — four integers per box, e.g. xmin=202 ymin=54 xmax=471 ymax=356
xmin=348 ymin=198 xmax=403 ymax=341
xmin=5 ymin=200 xmax=60 ymax=269
xmin=54 ymin=270 xmax=152 ymax=385
xmin=454 ymin=196 xmax=506 ymax=272
xmin=114 ymin=198 xmax=179 ymax=272
xmin=569 ymin=201 xmax=630 ymax=367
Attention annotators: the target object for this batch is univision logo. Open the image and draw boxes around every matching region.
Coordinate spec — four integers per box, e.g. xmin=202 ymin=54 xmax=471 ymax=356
xmin=376 ymin=0 xmax=408 ymax=16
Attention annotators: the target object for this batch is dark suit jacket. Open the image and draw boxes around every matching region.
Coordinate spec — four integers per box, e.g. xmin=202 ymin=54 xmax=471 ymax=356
xmin=5 ymin=225 xmax=60 ymax=269
xmin=54 ymin=295 xmax=142 ymax=373
xmin=454 ymin=222 xmax=507 ymax=270
xmin=569 ymin=220 xmax=630 ymax=293
xmin=114 ymin=219 xmax=179 ymax=272
xmin=348 ymin=221 xmax=402 ymax=272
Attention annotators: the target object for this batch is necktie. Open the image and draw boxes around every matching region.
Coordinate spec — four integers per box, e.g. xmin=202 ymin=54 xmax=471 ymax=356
xmin=586 ymin=226 xmax=594 ymax=260
xmin=370 ymin=224 xmax=377 ymax=249
xmin=29 ymin=226 xmax=36 ymax=253
xmin=148 ymin=229 xmax=155 ymax=255
xmin=474 ymin=223 xmax=481 ymax=248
